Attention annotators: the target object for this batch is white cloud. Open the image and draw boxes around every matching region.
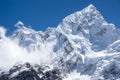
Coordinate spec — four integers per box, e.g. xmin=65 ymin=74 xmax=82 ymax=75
xmin=0 ymin=27 xmax=6 ymax=39
xmin=0 ymin=26 xmax=55 ymax=69
xmin=63 ymin=70 xmax=91 ymax=80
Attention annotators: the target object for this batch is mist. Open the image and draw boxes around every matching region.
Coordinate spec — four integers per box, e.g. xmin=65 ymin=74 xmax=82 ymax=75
xmin=0 ymin=27 xmax=54 ymax=69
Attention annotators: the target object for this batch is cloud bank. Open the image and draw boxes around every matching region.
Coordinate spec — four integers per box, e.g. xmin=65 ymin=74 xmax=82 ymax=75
xmin=0 ymin=26 xmax=54 ymax=69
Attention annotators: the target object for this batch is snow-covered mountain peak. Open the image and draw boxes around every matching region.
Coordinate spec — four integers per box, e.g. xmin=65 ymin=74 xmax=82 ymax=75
xmin=85 ymin=4 xmax=97 ymax=11
xmin=11 ymin=22 xmax=45 ymax=51
xmin=58 ymin=4 xmax=105 ymax=34
xmin=14 ymin=21 xmax=35 ymax=34
xmin=0 ymin=4 xmax=120 ymax=80
xmin=57 ymin=4 xmax=120 ymax=52
xmin=87 ymin=4 xmax=95 ymax=8
xmin=15 ymin=21 xmax=24 ymax=28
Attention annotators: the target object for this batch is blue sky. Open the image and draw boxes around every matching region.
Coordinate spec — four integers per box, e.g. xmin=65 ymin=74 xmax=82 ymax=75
xmin=0 ymin=0 xmax=120 ymax=35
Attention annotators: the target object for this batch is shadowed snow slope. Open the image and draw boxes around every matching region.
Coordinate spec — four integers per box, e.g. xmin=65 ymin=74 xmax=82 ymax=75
xmin=0 ymin=4 xmax=120 ymax=80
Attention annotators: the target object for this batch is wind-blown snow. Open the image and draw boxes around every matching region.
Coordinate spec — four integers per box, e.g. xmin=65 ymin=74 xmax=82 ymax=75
xmin=0 ymin=27 xmax=55 ymax=69
xmin=63 ymin=70 xmax=91 ymax=80
xmin=0 ymin=4 xmax=120 ymax=80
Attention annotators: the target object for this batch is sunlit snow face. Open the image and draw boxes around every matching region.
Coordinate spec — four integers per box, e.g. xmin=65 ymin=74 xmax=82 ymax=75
xmin=63 ymin=70 xmax=91 ymax=80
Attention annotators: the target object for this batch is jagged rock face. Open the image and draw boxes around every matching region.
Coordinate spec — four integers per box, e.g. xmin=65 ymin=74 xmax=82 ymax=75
xmin=0 ymin=4 xmax=120 ymax=80
xmin=0 ymin=63 xmax=62 ymax=80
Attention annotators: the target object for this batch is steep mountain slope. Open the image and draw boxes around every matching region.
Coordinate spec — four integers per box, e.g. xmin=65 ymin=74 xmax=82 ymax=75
xmin=0 ymin=4 xmax=120 ymax=80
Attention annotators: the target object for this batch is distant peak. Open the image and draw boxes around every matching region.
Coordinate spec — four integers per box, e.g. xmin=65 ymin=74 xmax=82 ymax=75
xmin=14 ymin=21 xmax=34 ymax=34
xmin=15 ymin=21 xmax=31 ymax=30
xmin=15 ymin=21 xmax=25 ymax=28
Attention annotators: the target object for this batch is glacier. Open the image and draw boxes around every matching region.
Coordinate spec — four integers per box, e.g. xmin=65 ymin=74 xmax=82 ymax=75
xmin=0 ymin=4 xmax=120 ymax=80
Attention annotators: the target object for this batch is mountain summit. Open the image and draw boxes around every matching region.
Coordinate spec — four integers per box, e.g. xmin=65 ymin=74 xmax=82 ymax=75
xmin=58 ymin=4 xmax=119 ymax=52
xmin=0 ymin=4 xmax=120 ymax=80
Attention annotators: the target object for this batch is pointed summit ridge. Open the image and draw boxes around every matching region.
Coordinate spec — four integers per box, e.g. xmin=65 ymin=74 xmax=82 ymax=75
xmin=57 ymin=4 xmax=119 ymax=51
xmin=58 ymin=4 xmax=105 ymax=35
xmin=84 ymin=4 xmax=99 ymax=14
xmin=87 ymin=4 xmax=96 ymax=9
xmin=60 ymin=4 xmax=104 ymax=24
